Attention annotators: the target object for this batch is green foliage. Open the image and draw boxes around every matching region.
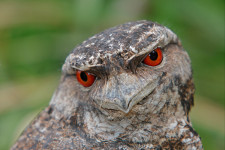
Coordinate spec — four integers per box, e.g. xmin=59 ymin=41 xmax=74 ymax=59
xmin=0 ymin=0 xmax=224 ymax=149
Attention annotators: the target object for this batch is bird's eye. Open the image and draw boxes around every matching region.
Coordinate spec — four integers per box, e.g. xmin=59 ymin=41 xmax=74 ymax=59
xmin=76 ymin=70 xmax=96 ymax=87
xmin=143 ymin=48 xmax=163 ymax=66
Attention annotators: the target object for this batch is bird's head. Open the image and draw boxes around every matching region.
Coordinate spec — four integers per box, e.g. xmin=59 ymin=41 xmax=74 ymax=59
xmin=50 ymin=21 xmax=194 ymax=120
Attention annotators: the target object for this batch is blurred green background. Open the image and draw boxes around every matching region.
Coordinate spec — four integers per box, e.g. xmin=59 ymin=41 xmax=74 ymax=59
xmin=0 ymin=0 xmax=224 ymax=149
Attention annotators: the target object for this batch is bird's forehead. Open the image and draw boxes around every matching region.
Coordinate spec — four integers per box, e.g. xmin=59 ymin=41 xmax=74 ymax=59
xmin=65 ymin=20 xmax=178 ymax=71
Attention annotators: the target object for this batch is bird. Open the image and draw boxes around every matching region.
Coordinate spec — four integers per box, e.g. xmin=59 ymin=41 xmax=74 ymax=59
xmin=11 ymin=20 xmax=203 ymax=150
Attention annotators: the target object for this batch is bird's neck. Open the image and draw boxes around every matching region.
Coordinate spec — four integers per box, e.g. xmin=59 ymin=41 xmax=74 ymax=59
xmin=77 ymin=101 xmax=188 ymax=143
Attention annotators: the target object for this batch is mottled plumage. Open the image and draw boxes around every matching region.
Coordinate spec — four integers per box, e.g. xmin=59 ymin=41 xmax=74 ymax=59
xmin=12 ymin=20 xmax=203 ymax=149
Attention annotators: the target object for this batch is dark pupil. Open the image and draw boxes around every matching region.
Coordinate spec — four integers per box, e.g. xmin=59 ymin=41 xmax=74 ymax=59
xmin=80 ymin=72 xmax=88 ymax=82
xmin=149 ymin=50 xmax=158 ymax=61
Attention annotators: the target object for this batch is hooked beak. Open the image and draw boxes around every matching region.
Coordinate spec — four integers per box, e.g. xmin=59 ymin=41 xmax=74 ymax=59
xmin=99 ymin=82 xmax=156 ymax=113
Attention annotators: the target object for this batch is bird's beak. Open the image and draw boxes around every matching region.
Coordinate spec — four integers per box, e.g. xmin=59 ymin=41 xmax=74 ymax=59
xmin=92 ymin=73 xmax=157 ymax=113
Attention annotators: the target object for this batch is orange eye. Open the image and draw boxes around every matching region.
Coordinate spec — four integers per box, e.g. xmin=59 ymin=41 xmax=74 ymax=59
xmin=143 ymin=48 xmax=163 ymax=66
xmin=76 ymin=70 xmax=96 ymax=87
